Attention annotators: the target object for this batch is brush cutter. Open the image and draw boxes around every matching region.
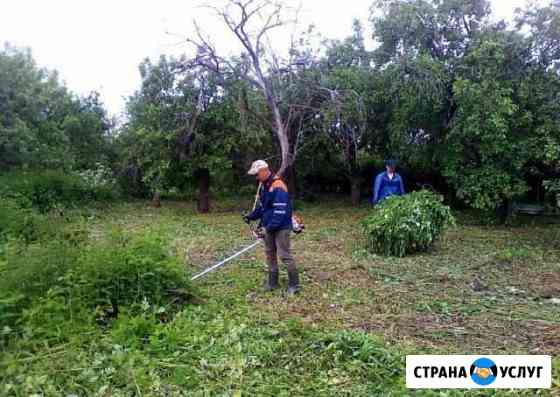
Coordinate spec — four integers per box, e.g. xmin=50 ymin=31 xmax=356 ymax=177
xmin=190 ymin=238 xmax=262 ymax=281
xmin=190 ymin=181 xmax=304 ymax=282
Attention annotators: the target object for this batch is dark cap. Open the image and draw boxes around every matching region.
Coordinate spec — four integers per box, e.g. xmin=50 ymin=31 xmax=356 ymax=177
xmin=385 ymin=159 xmax=397 ymax=167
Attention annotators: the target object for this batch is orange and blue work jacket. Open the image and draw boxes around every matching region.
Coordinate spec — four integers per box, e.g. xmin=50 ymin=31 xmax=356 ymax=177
xmin=247 ymin=174 xmax=292 ymax=232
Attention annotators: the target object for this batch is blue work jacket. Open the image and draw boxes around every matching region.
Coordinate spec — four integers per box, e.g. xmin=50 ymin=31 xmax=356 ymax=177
xmin=372 ymin=171 xmax=405 ymax=205
xmin=247 ymin=175 xmax=292 ymax=232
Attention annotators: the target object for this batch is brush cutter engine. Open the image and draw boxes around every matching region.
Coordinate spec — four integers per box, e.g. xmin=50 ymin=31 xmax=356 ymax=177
xmin=249 ymin=216 xmax=302 ymax=238
xmin=251 ymin=224 xmax=265 ymax=240
xmin=292 ymin=214 xmax=305 ymax=234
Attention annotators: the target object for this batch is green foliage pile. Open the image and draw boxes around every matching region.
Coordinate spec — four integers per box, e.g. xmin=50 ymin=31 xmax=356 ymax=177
xmin=361 ymin=191 xmax=455 ymax=257
xmin=0 ymin=171 xmax=115 ymax=212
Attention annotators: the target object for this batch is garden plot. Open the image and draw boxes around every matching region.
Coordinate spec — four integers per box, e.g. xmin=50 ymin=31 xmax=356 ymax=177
xmin=2 ymin=199 xmax=559 ymax=395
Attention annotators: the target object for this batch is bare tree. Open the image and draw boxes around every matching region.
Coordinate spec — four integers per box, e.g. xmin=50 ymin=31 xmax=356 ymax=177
xmin=186 ymin=0 xmax=310 ymax=177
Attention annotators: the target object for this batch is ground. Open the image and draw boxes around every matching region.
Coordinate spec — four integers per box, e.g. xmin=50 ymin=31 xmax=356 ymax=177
xmin=2 ymin=197 xmax=559 ymax=396
xmin=104 ymin=198 xmax=560 ymax=355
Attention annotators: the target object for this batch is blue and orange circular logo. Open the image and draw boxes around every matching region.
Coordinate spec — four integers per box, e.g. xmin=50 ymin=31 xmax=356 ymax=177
xmin=470 ymin=357 xmax=498 ymax=386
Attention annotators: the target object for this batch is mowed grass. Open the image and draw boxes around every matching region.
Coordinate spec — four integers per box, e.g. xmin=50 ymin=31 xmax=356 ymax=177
xmin=95 ymin=198 xmax=560 ymax=355
xmin=94 ymin=199 xmax=560 ymax=384
xmin=2 ymin=197 xmax=559 ymax=395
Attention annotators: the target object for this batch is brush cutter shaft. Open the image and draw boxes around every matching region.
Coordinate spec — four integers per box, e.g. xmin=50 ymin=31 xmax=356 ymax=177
xmin=190 ymin=240 xmax=262 ymax=281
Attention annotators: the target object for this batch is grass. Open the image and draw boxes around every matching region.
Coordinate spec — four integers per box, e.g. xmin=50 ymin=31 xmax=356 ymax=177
xmin=1 ymin=197 xmax=559 ymax=395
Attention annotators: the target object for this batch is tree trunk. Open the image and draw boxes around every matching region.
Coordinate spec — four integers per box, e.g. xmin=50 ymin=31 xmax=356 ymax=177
xmin=267 ymin=92 xmax=290 ymax=178
xmin=496 ymin=198 xmax=512 ymax=224
xmin=152 ymin=191 xmax=161 ymax=208
xmin=350 ymin=176 xmax=361 ymax=206
xmin=285 ymin=164 xmax=297 ymax=197
xmin=197 ymin=168 xmax=210 ymax=213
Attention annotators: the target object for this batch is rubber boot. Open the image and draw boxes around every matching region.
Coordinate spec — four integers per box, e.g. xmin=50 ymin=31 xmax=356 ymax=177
xmin=264 ymin=270 xmax=279 ymax=291
xmin=287 ymin=270 xmax=300 ymax=295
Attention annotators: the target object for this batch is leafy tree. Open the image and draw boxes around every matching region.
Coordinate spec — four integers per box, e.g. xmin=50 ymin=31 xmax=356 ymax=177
xmin=371 ymin=0 xmax=491 ymax=65
xmin=119 ymin=55 xmax=246 ymax=211
xmin=0 ymin=44 xmax=67 ymax=169
xmin=515 ymin=1 xmax=560 ymax=189
xmin=370 ymin=0 xmax=559 ymax=213
xmin=379 ymin=54 xmax=449 ymax=173
xmin=0 ymin=44 xmax=112 ymax=171
xmin=292 ymin=21 xmax=388 ymax=204
xmin=316 ymin=24 xmax=374 ymax=204
xmin=515 ymin=0 xmax=560 ymax=72
xmin=443 ymin=35 xmax=528 ymax=212
xmin=61 ymin=92 xmax=114 ymax=170
xmin=369 ymin=0 xmax=494 ymax=175
xmin=319 ymin=87 xmax=367 ymax=205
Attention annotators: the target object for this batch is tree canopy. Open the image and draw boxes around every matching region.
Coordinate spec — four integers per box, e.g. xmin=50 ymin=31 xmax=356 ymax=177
xmin=0 ymin=44 xmax=113 ymax=171
xmin=1 ymin=0 xmax=559 ymax=213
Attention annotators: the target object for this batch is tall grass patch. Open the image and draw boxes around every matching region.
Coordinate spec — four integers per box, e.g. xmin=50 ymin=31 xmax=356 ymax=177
xmin=0 ymin=211 xmax=196 ymax=343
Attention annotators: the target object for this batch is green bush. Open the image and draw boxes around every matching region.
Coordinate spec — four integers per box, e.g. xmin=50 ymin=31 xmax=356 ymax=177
xmin=0 ymin=239 xmax=81 ymax=329
xmin=110 ymin=310 xmax=161 ymax=348
xmin=0 ymin=199 xmax=31 ymax=241
xmin=65 ymin=233 xmax=194 ymax=312
xmin=0 ymin=198 xmax=88 ymax=245
xmin=0 ymin=225 xmax=195 ymax=335
xmin=361 ymin=190 xmax=455 ymax=257
xmin=0 ymin=199 xmax=87 ymax=331
xmin=0 ymin=171 xmax=115 ymax=212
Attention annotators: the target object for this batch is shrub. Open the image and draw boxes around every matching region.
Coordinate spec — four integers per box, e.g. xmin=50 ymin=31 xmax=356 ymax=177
xmin=0 ymin=196 xmax=89 ymax=246
xmin=74 ymin=162 xmax=116 ymax=189
xmin=18 ymin=290 xmax=92 ymax=342
xmin=0 ymin=239 xmax=81 ymax=330
xmin=0 ymin=170 xmax=115 ymax=212
xmin=0 ymin=226 xmax=195 ymax=335
xmin=0 ymin=199 xmax=88 ymax=330
xmin=361 ymin=190 xmax=455 ymax=257
xmin=66 ymin=233 xmax=195 ymax=312
xmin=110 ymin=309 xmax=161 ymax=348
xmin=0 ymin=199 xmax=31 ymax=241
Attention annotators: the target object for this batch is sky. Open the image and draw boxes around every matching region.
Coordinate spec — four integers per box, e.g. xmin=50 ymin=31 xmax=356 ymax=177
xmin=0 ymin=0 xmax=543 ymax=117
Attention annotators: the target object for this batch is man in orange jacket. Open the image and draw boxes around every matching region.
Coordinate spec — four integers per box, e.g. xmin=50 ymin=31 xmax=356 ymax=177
xmin=243 ymin=160 xmax=300 ymax=295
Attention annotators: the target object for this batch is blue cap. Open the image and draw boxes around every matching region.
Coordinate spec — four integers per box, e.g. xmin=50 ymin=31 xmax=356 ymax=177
xmin=385 ymin=159 xmax=397 ymax=167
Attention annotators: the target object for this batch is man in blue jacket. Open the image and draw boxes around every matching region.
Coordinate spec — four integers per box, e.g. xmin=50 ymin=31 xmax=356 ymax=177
xmin=372 ymin=159 xmax=405 ymax=205
xmin=243 ymin=160 xmax=300 ymax=295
